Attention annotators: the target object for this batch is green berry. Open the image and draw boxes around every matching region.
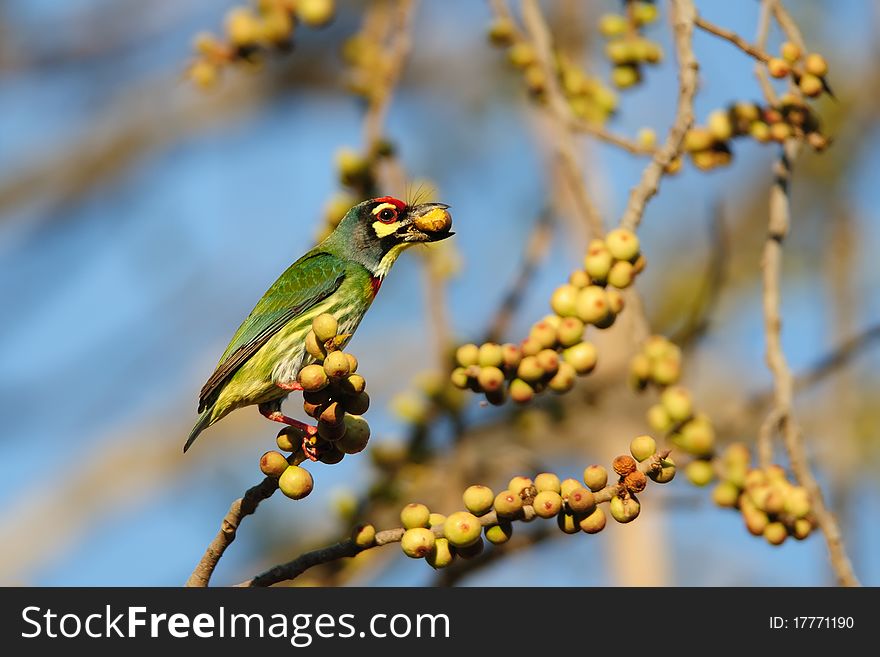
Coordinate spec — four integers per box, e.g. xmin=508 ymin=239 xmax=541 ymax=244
xmin=450 ymin=367 xmax=470 ymax=389
xmin=319 ymin=400 xmax=345 ymax=425
xmin=345 ymin=392 xmax=370 ymax=415
xmin=443 ymin=511 xmax=482 ymax=547
xmin=477 ymin=366 xmax=506 ymax=393
xmin=560 ymin=477 xmax=582 ymax=498
xmin=336 ymin=415 xmax=370 ymax=453
xmin=401 ymin=527 xmax=436 ymax=558
xmin=607 ymin=260 xmax=635 ymax=289
xmin=534 ymin=472 xmax=561 ymax=493
xmin=606 ymin=228 xmax=640 ymax=261
xmin=649 ymin=457 xmax=676 ymax=484
xmin=501 ymin=343 xmax=522 ymax=369
xmin=562 ymin=341 xmax=598 ymax=375
xmin=685 ymin=459 xmax=715 ymax=487
xmin=400 ymin=502 xmax=431 ymax=529
xmin=485 ymin=521 xmax=513 ymax=545
xmin=579 ymin=507 xmax=607 ymax=534
xmin=575 ymin=286 xmax=611 ymax=325
xmin=763 ymin=521 xmax=788 ymax=546
xmin=712 ymin=481 xmax=740 ymax=508
xmin=429 ymin=513 xmax=447 ymax=527
xmin=297 ymin=364 xmax=329 ymax=392
xmin=598 ymin=13 xmax=627 ymax=37
xmin=551 ymin=284 xmax=579 ymax=317
xmin=792 ymin=518 xmax=812 ymax=541
xmin=582 ymin=465 xmax=608 ymax=492
xmin=535 ymin=348 xmax=560 ymax=375
xmin=660 ymin=386 xmax=693 ymax=422
xmin=556 ymin=317 xmax=585 ymax=347
xmin=296 ymin=0 xmax=336 ymax=27
xmin=647 ymin=404 xmax=673 ymax=433
xmin=609 ymin=495 xmax=640 ymax=523
xmin=276 ymin=428 xmax=297 ymax=452
xmin=509 ymin=378 xmax=535 ymax=404
xmin=456 ymin=343 xmax=480 ymax=367
xmin=784 ymin=486 xmax=811 ymax=519
xmin=323 ymin=351 xmax=351 ymax=379
xmin=426 ymin=537 xmax=455 ymax=569
xmin=352 ymin=523 xmax=376 ymax=548
xmin=477 ymin=342 xmax=504 ymax=367
xmin=312 ymin=313 xmax=338 ymax=343
xmin=463 ymin=485 xmax=495 ymax=516
xmin=584 ymin=243 xmax=613 ymax=281
xmin=799 ymin=73 xmax=823 ymax=97
xmin=305 ymin=330 xmax=327 ymax=361
xmin=493 ymin=490 xmax=524 ymax=519
xmin=629 ymin=435 xmax=657 ymax=462
xmin=259 ymin=450 xmax=289 ymax=478
xmin=508 ymin=476 xmax=533 ymax=495
xmin=530 ymin=321 xmax=558 ymax=349
xmin=557 ymin=511 xmax=581 ymax=534
xmin=517 ymin=356 xmax=545 ymax=383
xmin=456 ymin=537 xmax=484 ymax=560
xmin=339 ymin=373 xmax=366 ymax=396
xmin=679 ymin=416 xmax=715 ymax=457
xmin=532 ymin=490 xmax=563 ymax=518
xmin=804 ymin=52 xmax=828 ymax=77
xmin=566 ymin=487 xmax=595 ymax=514
xmin=279 ymin=465 xmax=314 ymax=500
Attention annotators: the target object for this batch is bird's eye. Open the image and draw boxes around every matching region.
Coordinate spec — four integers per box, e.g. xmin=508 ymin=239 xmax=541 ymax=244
xmin=377 ymin=208 xmax=397 ymax=223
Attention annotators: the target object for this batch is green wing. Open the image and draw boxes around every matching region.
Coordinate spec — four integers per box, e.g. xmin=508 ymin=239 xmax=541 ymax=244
xmin=198 ymin=250 xmax=348 ymax=411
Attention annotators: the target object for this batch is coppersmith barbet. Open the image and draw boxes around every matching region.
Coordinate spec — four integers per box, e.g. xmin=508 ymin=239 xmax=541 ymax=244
xmin=185 ymin=196 xmax=453 ymax=453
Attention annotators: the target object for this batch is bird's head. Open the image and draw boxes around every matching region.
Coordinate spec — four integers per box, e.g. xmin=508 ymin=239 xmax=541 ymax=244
xmin=325 ymin=196 xmax=454 ymax=277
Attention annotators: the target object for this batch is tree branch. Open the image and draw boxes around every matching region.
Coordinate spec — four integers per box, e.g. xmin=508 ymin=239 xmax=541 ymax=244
xmin=619 ymin=0 xmax=698 ymax=233
xmin=694 ymin=15 xmax=770 ymax=63
xmin=185 ymin=475 xmax=280 ymax=587
xmin=760 ymin=139 xmax=860 ymax=587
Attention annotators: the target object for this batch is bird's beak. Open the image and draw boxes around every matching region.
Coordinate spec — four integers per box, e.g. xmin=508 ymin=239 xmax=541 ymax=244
xmin=402 ymin=203 xmax=454 ymax=242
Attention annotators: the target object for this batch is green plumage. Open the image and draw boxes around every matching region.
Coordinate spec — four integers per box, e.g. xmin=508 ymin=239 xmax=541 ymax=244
xmin=184 ymin=197 xmax=452 ymax=452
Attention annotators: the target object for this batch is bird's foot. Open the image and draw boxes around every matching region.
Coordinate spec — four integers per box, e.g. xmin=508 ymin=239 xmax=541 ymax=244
xmin=275 ymin=380 xmax=304 ymax=391
xmin=301 ymin=435 xmax=323 ymax=462
xmin=258 ymin=402 xmax=318 ymax=436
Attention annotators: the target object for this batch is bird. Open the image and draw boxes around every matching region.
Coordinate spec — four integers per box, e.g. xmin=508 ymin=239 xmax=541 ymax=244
xmin=184 ymin=196 xmax=453 ymax=455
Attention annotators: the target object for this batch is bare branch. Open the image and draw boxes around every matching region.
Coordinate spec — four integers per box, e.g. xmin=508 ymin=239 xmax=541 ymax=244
xmin=619 ymin=0 xmax=698 ymax=232
xmin=760 ymin=140 xmax=860 ymax=587
xmin=694 ymin=15 xmax=771 ymax=63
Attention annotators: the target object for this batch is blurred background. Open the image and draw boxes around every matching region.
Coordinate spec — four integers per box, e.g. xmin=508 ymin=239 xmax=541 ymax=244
xmin=1 ymin=0 xmax=878 ymax=586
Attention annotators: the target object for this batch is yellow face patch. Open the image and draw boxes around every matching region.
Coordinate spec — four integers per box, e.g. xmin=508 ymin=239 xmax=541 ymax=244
xmin=372 ymin=220 xmax=401 ymax=238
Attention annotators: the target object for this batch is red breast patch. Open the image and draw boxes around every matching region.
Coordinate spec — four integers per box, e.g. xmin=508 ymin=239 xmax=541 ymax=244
xmin=370 ymin=276 xmax=383 ymax=297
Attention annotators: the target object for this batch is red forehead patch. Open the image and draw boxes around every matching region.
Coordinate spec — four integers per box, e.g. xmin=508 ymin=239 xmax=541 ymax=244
xmin=371 ymin=196 xmax=406 ymax=210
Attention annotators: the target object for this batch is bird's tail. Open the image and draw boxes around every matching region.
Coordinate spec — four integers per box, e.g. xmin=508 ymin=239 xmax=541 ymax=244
xmin=184 ymin=407 xmax=214 ymax=453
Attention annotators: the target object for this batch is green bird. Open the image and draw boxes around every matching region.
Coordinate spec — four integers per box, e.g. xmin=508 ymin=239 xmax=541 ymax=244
xmin=185 ymin=196 xmax=453 ymax=454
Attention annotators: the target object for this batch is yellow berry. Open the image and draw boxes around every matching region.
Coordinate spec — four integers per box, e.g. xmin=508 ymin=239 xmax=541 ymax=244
xmin=780 ymin=41 xmax=801 ymax=63
xmin=279 ymin=465 xmax=314 ymax=500
xmin=337 ymin=415 xmax=370 ymax=453
xmin=456 ymin=343 xmax=480 ymax=367
xmin=426 ymin=537 xmax=455 ymax=569
xmin=296 ymin=0 xmax=336 ymax=28
xmin=493 ymin=490 xmax=523 ymax=519
xmin=685 ymin=459 xmax=715 ymax=487
xmin=534 ymin=472 xmax=561 ymax=493
xmin=583 ymin=465 xmax=608 ymax=492
xmin=312 ymin=313 xmax=338 ymax=343
xmin=463 ymin=485 xmax=495 ymax=516
xmin=532 ymin=490 xmax=563 ymax=518
xmin=443 ymin=511 xmax=482 ymax=548
xmin=799 ymin=73 xmax=823 ymax=97
xmin=598 ymin=14 xmax=627 ymax=37
xmin=630 ymin=435 xmax=657 ymax=462
xmin=401 ymin=527 xmax=435 ymax=558
xmin=485 ymin=522 xmax=513 ymax=545
xmin=767 ymin=57 xmax=790 ymax=79
xmin=804 ymin=53 xmax=828 ymax=77
xmin=551 ymin=284 xmax=579 ymax=317
xmin=579 ymin=507 xmax=607 ymax=534
xmin=259 ymin=450 xmax=289 ymax=478
xmin=566 ymin=487 xmax=595 ymax=514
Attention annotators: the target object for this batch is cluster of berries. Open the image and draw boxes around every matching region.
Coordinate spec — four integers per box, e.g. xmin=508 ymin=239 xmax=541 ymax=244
xmin=598 ymin=2 xmax=662 ymax=89
xmin=256 ymin=313 xmax=371 ymax=500
xmin=382 ymin=435 xmax=674 ymax=568
xmin=712 ymin=444 xmax=815 ymax=545
xmin=187 ymin=0 xmax=335 ymax=89
xmin=451 ymin=229 xmax=644 ymax=405
xmin=682 ymin=97 xmax=829 ymax=171
xmin=487 ymin=19 xmax=618 ymax=124
xmin=766 ymin=42 xmax=830 ymax=99
xmin=630 ymin=335 xmax=716 ymax=483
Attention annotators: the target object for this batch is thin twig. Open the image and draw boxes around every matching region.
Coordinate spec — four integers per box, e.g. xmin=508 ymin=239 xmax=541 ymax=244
xmin=694 ymin=15 xmax=770 ymax=63
xmin=239 ymin=452 xmax=670 ymax=586
xmin=619 ymin=0 xmax=698 ymax=233
xmin=186 ymin=476 xmax=280 ymax=587
xmin=519 ymin=0 xmax=605 ymax=237
xmin=760 ymin=139 xmax=859 ymax=587
xmin=754 ymin=0 xmax=779 ymax=104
